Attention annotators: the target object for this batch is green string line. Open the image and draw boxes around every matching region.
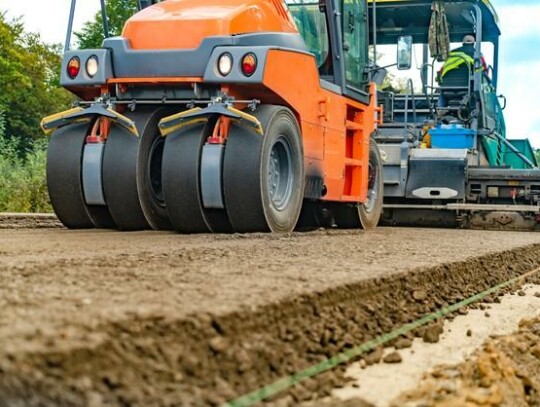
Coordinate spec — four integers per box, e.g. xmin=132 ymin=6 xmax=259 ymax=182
xmin=223 ymin=269 xmax=538 ymax=407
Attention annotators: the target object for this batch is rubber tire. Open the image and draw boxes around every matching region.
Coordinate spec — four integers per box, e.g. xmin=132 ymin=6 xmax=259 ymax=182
xmin=162 ymin=123 xmax=212 ymax=233
xmin=102 ymin=123 xmax=149 ymax=231
xmin=223 ymin=105 xmax=304 ymax=233
xmin=358 ymin=139 xmax=384 ymax=229
xmin=47 ymin=123 xmax=116 ymax=229
xmin=135 ymin=107 xmax=176 ymax=230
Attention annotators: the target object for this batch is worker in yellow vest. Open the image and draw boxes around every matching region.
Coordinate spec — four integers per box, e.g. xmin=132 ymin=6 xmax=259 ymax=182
xmin=437 ymin=35 xmax=488 ymax=108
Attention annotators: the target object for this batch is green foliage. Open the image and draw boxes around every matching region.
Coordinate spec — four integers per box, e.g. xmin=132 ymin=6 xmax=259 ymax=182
xmin=0 ymin=110 xmax=51 ymax=213
xmin=0 ymin=13 xmax=72 ymax=153
xmin=75 ymin=0 xmax=138 ymax=49
xmin=535 ymin=149 xmax=540 ymax=165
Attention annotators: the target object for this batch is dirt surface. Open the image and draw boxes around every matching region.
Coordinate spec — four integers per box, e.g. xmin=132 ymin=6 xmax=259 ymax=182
xmin=334 ymin=284 xmax=540 ymax=406
xmin=1 ymin=222 xmax=540 ymax=406
xmin=0 ymin=213 xmax=61 ymax=229
xmin=392 ymin=315 xmax=540 ymax=407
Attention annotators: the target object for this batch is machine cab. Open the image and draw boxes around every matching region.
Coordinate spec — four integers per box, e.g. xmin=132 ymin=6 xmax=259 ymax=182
xmin=368 ymin=0 xmax=536 ymax=173
xmin=284 ymin=0 xmax=371 ymax=102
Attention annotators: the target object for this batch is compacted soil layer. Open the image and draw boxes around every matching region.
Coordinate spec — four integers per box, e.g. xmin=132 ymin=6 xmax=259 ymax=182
xmin=392 ymin=315 xmax=540 ymax=407
xmin=0 ymin=224 xmax=539 ymax=406
xmin=0 ymin=213 xmax=61 ymax=229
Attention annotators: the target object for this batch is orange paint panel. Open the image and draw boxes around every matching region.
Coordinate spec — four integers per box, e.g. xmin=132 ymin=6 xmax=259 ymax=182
xmin=262 ymin=50 xmax=344 ymax=202
xmin=261 ymin=49 xmax=379 ymax=203
xmin=262 ymin=50 xmax=327 ymax=160
xmin=323 ymin=127 xmax=346 ymax=200
xmin=123 ymin=0 xmax=297 ymax=50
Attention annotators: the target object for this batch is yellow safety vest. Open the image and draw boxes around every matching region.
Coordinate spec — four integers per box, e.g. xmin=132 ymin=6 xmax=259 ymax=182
xmin=441 ymin=51 xmax=475 ymax=78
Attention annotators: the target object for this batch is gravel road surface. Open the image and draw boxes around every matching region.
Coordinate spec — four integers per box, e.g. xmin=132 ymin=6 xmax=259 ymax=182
xmin=1 ymin=222 xmax=540 ymax=406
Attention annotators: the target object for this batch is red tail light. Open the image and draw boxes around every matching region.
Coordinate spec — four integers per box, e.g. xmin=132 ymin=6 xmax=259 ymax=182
xmin=67 ymin=57 xmax=80 ymax=79
xmin=241 ymin=53 xmax=257 ymax=77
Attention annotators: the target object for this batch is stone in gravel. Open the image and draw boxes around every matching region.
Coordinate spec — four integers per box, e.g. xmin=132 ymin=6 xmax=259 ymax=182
xmin=364 ymin=347 xmax=384 ymax=365
xmin=531 ymin=344 xmax=540 ymax=359
xmin=458 ymin=308 xmax=468 ymax=315
xmin=290 ymin=383 xmax=311 ymax=402
xmin=394 ymin=338 xmax=413 ymax=349
xmin=485 ymin=312 xmax=491 ymax=318
xmin=534 ymin=292 xmax=540 ymax=298
xmin=208 ymin=336 xmax=228 ymax=353
xmin=383 ymin=351 xmax=402 ymax=364
xmin=518 ymin=290 xmax=526 ymax=297
xmin=414 ymin=326 xmax=428 ymax=338
xmin=466 ymin=329 xmax=472 ymax=337
xmin=423 ymin=323 xmax=444 ymax=344
xmin=412 ymin=290 xmax=427 ymax=301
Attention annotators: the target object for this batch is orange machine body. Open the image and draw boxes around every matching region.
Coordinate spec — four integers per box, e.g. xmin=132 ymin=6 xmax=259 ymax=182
xmin=124 ymin=0 xmax=297 ymax=50
xmin=102 ymin=0 xmax=379 ymax=204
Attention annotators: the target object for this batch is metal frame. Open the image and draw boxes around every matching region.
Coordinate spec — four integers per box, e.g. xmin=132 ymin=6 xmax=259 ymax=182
xmin=65 ymin=0 xmax=109 ymax=52
xmin=64 ymin=0 xmax=162 ymax=52
xmin=322 ymin=0 xmax=371 ymax=104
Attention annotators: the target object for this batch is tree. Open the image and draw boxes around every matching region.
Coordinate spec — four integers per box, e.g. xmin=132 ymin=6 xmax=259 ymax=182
xmin=535 ymin=149 xmax=540 ymax=165
xmin=75 ymin=0 xmax=138 ymax=49
xmin=0 ymin=13 xmax=73 ymax=153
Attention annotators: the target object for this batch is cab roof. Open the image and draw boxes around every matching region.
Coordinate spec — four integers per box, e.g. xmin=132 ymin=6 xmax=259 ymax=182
xmin=368 ymin=0 xmax=501 ymax=45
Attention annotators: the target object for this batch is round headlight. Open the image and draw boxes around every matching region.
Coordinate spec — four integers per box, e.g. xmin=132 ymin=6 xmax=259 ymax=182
xmin=86 ymin=55 xmax=99 ymax=78
xmin=217 ymin=53 xmax=233 ymax=76
xmin=67 ymin=56 xmax=80 ymax=79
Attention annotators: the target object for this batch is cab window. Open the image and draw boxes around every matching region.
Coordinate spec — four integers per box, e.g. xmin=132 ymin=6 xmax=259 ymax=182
xmin=285 ymin=1 xmax=331 ymax=74
xmin=341 ymin=0 xmax=368 ymax=90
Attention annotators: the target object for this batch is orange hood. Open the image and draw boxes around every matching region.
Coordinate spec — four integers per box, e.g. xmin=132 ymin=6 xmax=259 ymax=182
xmin=122 ymin=0 xmax=297 ymax=50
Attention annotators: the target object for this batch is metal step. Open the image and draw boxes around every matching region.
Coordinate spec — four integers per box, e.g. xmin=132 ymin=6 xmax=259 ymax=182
xmin=384 ymin=203 xmax=540 ymax=213
xmin=469 ymin=167 xmax=540 ymax=180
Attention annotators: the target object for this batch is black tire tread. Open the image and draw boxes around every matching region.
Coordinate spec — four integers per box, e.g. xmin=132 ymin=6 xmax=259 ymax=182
xmin=47 ymin=123 xmax=116 ymax=229
xmin=223 ymin=105 xmax=304 ymax=233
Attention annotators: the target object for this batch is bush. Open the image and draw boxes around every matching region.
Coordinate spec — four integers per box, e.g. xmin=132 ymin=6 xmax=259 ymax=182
xmin=0 ymin=111 xmax=51 ymax=213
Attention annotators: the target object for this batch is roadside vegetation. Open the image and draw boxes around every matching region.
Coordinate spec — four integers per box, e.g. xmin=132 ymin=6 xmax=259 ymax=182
xmin=0 ymin=110 xmax=51 ymax=212
xmin=0 ymin=2 xmax=136 ymax=213
xmin=0 ymin=12 xmax=73 ymax=212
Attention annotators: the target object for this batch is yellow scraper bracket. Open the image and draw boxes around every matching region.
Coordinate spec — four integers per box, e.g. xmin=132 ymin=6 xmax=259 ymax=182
xmin=41 ymin=105 xmax=139 ymax=137
xmin=158 ymin=104 xmax=264 ymax=137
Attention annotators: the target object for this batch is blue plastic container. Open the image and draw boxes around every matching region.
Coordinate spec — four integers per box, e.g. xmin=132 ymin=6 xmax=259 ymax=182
xmin=430 ymin=124 xmax=476 ymax=149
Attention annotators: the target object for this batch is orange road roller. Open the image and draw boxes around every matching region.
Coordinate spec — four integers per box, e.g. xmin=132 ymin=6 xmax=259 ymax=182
xmin=42 ymin=0 xmax=391 ymax=233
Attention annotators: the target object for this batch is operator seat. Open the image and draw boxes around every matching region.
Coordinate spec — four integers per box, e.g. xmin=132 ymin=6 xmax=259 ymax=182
xmin=438 ymin=58 xmax=472 ymax=110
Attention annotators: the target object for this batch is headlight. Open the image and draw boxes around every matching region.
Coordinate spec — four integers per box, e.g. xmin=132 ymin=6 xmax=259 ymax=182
xmin=217 ymin=53 xmax=233 ymax=76
xmin=86 ymin=55 xmax=99 ymax=78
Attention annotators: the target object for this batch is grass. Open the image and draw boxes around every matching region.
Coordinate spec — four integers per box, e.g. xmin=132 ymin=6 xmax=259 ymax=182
xmin=0 ymin=112 xmax=52 ymax=213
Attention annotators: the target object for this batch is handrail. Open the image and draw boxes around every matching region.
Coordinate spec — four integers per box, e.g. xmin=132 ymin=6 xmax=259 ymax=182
xmin=403 ymin=78 xmax=417 ymax=138
xmin=64 ymin=0 xmax=109 ymax=51
xmin=64 ymin=0 xmax=77 ymax=52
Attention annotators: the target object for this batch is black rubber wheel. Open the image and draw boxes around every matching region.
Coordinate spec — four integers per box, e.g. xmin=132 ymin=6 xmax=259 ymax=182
xmin=135 ymin=107 xmax=176 ymax=230
xmin=162 ymin=121 xmax=233 ymax=233
xmin=223 ymin=105 xmax=304 ymax=233
xmin=358 ymin=139 xmax=384 ymax=229
xmin=102 ymin=119 xmax=149 ymax=231
xmin=47 ymin=122 xmax=116 ymax=229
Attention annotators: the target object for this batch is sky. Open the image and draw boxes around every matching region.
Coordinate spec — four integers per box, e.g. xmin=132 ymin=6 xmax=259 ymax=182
xmin=0 ymin=0 xmax=539 ymax=146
